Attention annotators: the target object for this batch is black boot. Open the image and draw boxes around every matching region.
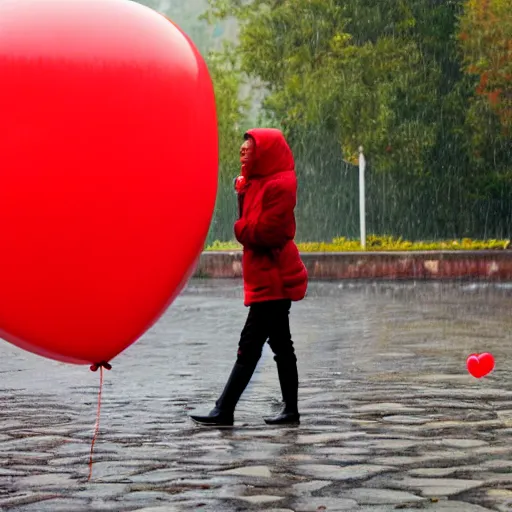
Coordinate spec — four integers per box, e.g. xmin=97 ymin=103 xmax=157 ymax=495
xmin=189 ymin=406 xmax=234 ymax=427
xmin=190 ymin=362 xmax=256 ymax=427
xmin=264 ymin=356 xmax=300 ymax=425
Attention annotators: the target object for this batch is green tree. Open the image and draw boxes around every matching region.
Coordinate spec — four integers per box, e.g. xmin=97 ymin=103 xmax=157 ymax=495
xmin=205 ymin=0 xmax=494 ymax=239
xmin=205 ymin=1 xmax=462 ymax=168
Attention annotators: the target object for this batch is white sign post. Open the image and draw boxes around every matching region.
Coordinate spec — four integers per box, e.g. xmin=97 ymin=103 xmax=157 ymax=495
xmin=358 ymin=146 xmax=366 ymax=249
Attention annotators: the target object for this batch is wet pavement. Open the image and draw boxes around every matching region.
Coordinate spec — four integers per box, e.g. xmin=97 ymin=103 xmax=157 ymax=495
xmin=1 ymin=279 xmax=512 ymax=512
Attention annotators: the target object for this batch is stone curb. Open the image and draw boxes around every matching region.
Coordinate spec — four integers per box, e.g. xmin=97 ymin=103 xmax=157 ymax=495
xmin=195 ymin=251 xmax=512 ymax=280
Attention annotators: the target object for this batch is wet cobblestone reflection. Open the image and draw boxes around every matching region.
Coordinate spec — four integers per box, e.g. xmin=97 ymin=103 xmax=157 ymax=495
xmin=1 ymin=280 xmax=512 ymax=511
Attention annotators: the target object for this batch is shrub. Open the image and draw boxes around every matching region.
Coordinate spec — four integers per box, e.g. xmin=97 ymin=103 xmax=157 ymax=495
xmin=205 ymin=236 xmax=511 ymax=252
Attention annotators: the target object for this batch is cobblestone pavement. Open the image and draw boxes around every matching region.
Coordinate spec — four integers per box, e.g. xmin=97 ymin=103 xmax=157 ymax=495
xmin=1 ymin=280 xmax=512 ymax=512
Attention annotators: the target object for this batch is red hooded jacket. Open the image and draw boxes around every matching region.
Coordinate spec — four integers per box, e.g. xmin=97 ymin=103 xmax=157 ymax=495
xmin=234 ymin=128 xmax=308 ymax=306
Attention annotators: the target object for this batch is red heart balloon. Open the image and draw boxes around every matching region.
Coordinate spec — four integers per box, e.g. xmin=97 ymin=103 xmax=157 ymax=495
xmin=466 ymin=353 xmax=495 ymax=378
xmin=0 ymin=0 xmax=218 ymax=365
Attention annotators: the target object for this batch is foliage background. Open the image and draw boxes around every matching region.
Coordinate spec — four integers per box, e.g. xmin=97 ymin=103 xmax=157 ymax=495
xmin=136 ymin=0 xmax=512 ymax=244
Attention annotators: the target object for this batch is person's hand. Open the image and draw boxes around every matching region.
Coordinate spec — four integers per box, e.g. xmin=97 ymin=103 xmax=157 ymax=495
xmin=234 ymin=175 xmax=246 ymax=193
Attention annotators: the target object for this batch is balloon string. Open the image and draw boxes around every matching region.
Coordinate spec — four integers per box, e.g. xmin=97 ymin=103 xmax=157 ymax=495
xmin=88 ymin=363 xmax=109 ymax=481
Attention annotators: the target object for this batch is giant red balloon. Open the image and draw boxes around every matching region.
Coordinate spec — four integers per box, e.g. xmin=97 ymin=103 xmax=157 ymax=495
xmin=0 ymin=0 xmax=218 ymax=365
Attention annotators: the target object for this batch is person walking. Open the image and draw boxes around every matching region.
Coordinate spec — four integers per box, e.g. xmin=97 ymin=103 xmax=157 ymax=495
xmin=190 ymin=128 xmax=308 ymax=427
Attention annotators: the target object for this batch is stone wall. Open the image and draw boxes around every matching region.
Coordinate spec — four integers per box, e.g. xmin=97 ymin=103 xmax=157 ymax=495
xmin=195 ymin=251 xmax=512 ymax=280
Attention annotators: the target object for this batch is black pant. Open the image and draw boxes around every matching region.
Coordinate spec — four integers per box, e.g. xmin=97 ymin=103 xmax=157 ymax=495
xmin=236 ymin=299 xmax=296 ymax=368
xmin=214 ymin=299 xmax=298 ymax=413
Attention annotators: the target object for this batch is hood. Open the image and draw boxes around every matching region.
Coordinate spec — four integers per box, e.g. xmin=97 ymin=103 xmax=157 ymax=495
xmin=244 ymin=128 xmax=295 ymax=178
